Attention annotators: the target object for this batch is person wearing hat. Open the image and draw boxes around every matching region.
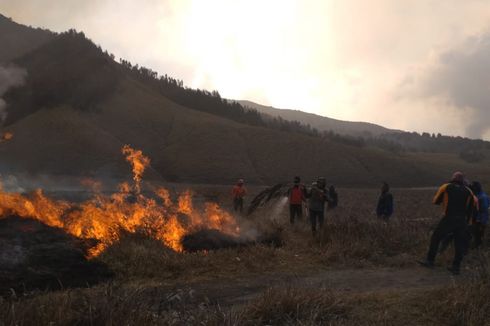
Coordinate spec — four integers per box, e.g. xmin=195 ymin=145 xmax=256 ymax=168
xmin=287 ymin=176 xmax=306 ymax=224
xmin=307 ymin=177 xmax=329 ymax=235
xmin=232 ymin=179 xmax=247 ymax=213
xmin=419 ymin=172 xmax=476 ymax=275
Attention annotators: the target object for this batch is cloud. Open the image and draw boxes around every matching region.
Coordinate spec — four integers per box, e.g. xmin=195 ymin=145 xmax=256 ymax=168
xmin=399 ymin=32 xmax=490 ymax=138
xmin=0 ymin=65 xmax=27 ymax=124
xmin=3 ymin=1 xmax=490 ymax=138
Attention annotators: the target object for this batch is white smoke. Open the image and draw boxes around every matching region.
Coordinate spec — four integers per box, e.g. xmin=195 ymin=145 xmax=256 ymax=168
xmin=0 ymin=65 xmax=27 ymax=124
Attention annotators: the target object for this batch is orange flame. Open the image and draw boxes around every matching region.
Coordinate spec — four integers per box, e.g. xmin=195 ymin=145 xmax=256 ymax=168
xmin=121 ymin=145 xmax=150 ymax=193
xmin=0 ymin=131 xmax=13 ymax=143
xmin=0 ymin=146 xmax=240 ymax=257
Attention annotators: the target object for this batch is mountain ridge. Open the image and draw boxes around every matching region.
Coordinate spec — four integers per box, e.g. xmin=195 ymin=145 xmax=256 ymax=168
xmin=237 ymin=99 xmax=399 ymax=137
xmin=0 ymin=15 xmax=489 ymax=187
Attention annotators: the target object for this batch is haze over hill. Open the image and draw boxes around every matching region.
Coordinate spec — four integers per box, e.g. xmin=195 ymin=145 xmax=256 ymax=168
xmin=237 ymin=100 xmax=398 ymax=137
xmin=0 ymin=15 xmax=489 ymax=187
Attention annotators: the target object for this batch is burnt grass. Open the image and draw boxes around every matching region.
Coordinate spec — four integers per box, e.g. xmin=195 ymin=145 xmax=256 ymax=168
xmin=1 ymin=188 xmax=490 ymax=325
xmin=0 ymin=216 xmax=112 ymax=296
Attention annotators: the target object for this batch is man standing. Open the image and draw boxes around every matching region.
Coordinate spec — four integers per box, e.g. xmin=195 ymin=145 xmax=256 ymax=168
xmin=288 ymin=176 xmax=306 ymax=224
xmin=376 ymin=182 xmax=394 ymax=221
xmin=232 ymin=179 xmax=247 ymax=213
xmin=419 ymin=172 xmax=475 ymax=275
xmin=308 ymin=177 xmax=328 ymax=235
xmin=327 ymin=185 xmax=338 ymax=210
xmin=470 ymin=181 xmax=489 ymax=248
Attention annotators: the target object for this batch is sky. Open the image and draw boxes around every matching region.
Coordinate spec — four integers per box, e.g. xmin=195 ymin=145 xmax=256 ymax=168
xmin=1 ymin=0 xmax=490 ymax=139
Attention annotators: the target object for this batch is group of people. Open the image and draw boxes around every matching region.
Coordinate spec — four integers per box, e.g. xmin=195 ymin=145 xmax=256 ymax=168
xmin=231 ymin=176 xmax=339 ymax=234
xmin=286 ymin=176 xmax=338 ymax=234
xmin=232 ymin=171 xmax=489 ymax=275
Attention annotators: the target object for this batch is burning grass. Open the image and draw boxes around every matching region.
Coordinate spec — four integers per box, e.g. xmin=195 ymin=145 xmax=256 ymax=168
xmin=2 ymin=181 xmax=490 ymax=325
xmin=0 ymin=145 xmax=243 ymax=257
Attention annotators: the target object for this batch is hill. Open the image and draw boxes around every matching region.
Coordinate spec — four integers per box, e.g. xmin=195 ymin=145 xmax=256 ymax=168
xmin=0 ymin=14 xmax=54 ymax=63
xmin=238 ymin=99 xmax=490 ymax=158
xmin=1 ymin=17 xmax=490 ymax=187
xmin=237 ymin=99 xmax=398 ymax=137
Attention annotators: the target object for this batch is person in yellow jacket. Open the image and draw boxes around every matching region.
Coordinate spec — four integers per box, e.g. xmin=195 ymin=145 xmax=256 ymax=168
xmin=419 ymin=172 xmax=476 ymax=275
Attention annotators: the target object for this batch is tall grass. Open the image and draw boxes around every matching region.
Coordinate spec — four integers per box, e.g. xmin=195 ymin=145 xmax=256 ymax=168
xmin=2 ymin=189 xmax=489 ymax=325
xmin=2 ymin=271 xmax=489 ymax=325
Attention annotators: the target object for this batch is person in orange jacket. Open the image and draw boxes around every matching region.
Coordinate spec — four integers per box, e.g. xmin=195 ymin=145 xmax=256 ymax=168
xmin=287 ymin=176 xmax=307 ymax=224
xmin=232 ymin=179 xmax=247 ymax=213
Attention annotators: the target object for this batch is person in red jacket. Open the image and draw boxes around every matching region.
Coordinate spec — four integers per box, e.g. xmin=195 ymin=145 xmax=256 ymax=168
xmin=232 ymin=179 xmax=247 ymax=213
xmin=288 ymin=176 xmax=306 ymax=224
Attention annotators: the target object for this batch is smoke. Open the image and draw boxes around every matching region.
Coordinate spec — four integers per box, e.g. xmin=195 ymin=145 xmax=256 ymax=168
xmin=270 ymin=196 xmax=289 ymax=222
xmin=0 ymin=65 xmax=27 ymax=125
xmin=399 ymin=32 xmax=490 ymax=139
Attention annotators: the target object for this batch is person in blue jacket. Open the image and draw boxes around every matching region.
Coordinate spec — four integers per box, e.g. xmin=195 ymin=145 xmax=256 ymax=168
xmin=376 ymin=182 xmax=393 ymax=221
xmin=470 ymin=181 xmax=489 ymax=248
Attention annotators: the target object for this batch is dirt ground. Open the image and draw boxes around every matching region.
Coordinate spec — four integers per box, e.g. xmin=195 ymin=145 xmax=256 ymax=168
xmin=166 ymin=265 xmax=471 ymax=307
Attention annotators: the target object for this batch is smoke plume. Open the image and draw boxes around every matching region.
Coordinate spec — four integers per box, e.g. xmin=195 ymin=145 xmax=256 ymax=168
xmin=399 ymin=32 xmax=490 ymax=139
xmin=0 ymin=65 xmax=27 ymax=124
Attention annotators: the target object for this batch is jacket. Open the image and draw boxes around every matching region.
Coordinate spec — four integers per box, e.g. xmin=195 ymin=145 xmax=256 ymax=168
xmin=308 ymin=186 xmax=328 ymax=212
xmin=475 ymin=191 xmax=490 ymax=225
xmin=288 ymin=185 xmax=306 ymax=205
xmin=433 ymin=182 xmax=475 ymax=219
xmin=232 ymin=185 xmax=246 ymax=199
xmin=376 ymin=192 xmax=393 ymax=217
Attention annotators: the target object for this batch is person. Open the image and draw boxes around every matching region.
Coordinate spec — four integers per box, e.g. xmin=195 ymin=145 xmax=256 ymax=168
xmin=327 ymin=185 xmax=338 ymax=210
xmin=307 ymin=177 xmax=329 ymax=235
xmin=470 ymin=181 xmax=489 ymax=248
xmin=419 ymin=172 xmax=475 ymax=275
xmin=376 ymin=182 xmax=393 ymax=221
xmin=287 ymin=176 xmax=306 ymax=224
xmin=232 ymin=179 xmax=247 ymax=213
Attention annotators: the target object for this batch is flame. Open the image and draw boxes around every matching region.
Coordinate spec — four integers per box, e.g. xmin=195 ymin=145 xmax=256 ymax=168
xmin=0 ymin=146 xmax=240 ymax=256
xmin=0 ymin=131 xmax=13 ymax=143
xmin=121 ymin=145 xmax=150 ymax=193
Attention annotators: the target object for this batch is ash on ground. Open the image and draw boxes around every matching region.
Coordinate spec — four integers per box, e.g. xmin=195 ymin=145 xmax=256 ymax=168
xmin=182 ymin=228 xmax=283 ymax=252
xmin=0 ymin=216 xmax=113 ymax=296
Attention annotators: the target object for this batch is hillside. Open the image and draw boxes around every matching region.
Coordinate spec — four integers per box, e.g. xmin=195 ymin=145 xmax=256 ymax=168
xmin=237 ymin=99 xmax=398 ymax=137
xmin=1 ymin=17 xmax=490 ymax=187
xmin=238 ymin=99 xmax=490 ymax=156
xmin=0 ymin=14 xmax=54 ymax=63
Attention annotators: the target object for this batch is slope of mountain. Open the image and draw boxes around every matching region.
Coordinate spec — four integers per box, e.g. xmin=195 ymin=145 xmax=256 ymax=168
xmin=4 ymin=31 xmax=121 ymax=125
xmin=0 ymin=14 xmax=54 ymax=63
xmin=237 ymin=100 xmax=399 ymax=137
xmin=1 ymin=16 xmax=489 ymax=187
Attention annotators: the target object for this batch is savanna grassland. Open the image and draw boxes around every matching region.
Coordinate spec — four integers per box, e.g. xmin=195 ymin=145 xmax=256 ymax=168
xmin=1 ymin=187 xmax=490 ymax=326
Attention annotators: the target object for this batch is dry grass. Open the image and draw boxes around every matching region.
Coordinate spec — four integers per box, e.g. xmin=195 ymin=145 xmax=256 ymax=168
xmin=2 ymin=188 xmax=489 ymax=325
xmin=66 ymin=188 xmax=473 ymax=282
xmin=99 ymin=230 xmax=282 ymax=282
xmin=2 ymin=272 xmax=490 ymax=325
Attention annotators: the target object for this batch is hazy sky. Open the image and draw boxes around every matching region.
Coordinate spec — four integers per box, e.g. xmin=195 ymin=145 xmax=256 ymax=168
xmin=2 ymin=0 xmax=490 ymax=139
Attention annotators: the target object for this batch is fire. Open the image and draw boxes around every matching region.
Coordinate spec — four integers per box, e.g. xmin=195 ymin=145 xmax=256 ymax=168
xmin=121 ymin=144 xmax=150 ymax=193
xmin=0 ymin=131 xmax=13 ymax=143
xmin=0 ymin=145 xmax=240 ymax=256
